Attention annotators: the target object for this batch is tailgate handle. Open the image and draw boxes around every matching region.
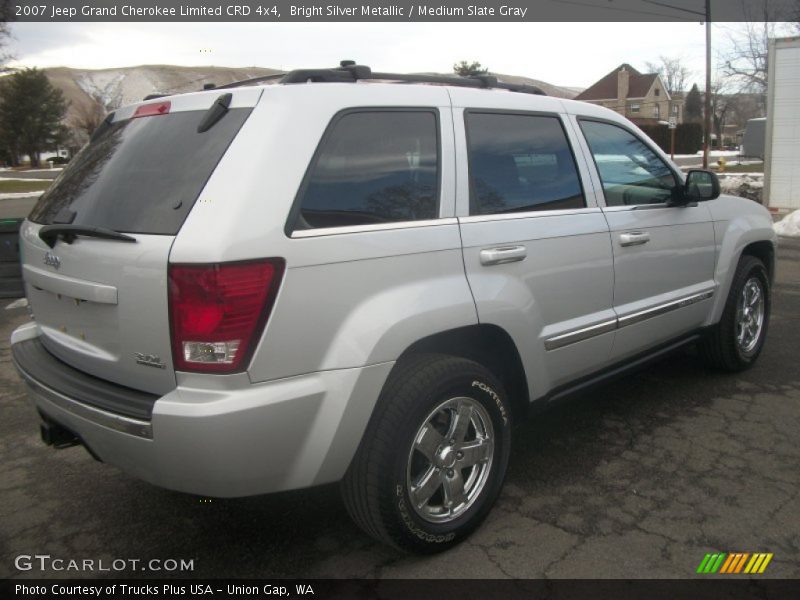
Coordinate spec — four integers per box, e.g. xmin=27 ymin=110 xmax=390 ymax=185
xmin=480 ymin=245 xmax=527 ymax=266
xmin=23 ymin=265 xmax=118 ymax=305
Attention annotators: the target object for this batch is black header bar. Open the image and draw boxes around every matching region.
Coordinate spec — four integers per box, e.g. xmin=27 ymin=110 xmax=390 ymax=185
xmin=4 ymin=0 xmax=796 ymax=22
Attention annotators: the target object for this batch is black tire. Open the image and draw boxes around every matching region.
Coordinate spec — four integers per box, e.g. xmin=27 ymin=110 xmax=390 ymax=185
xmin=341 ymin=353 xmax=512 ymax=553
xmin=699 ymin=255 xmax=770 ymax=372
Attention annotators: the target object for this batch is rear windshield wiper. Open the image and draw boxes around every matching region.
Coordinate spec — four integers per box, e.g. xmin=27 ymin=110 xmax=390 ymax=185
xmin=38 ymin=225 xmax=137 ymax=248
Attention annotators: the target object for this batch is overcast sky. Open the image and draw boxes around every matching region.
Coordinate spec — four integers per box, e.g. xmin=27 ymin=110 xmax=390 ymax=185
xmin=7 ymin=21 xmax=757 ymax=88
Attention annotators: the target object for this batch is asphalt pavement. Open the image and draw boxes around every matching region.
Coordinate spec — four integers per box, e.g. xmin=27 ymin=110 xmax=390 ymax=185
xmin=1 ymin=239 xmax=798 ymax=580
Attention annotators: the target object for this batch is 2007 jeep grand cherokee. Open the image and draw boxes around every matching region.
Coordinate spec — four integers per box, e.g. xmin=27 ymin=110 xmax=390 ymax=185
xmin=11 ymin=64 xmax=776 ymax=553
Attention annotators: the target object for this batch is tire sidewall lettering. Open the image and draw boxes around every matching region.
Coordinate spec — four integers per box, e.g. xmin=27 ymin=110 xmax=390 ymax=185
xmin=471 ymin=380 xmax=508 ymax=425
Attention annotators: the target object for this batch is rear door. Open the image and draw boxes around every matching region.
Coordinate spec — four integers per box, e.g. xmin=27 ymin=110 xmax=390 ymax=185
xmin=453 ymin=99 xmax=616 ymax=397
xmin=575 ymin=118 xmax=716 ymax=360
xmin=20 ymin=89 xmax=260 ymax=394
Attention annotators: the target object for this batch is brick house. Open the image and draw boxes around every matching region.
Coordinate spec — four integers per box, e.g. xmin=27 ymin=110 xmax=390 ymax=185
xmin=575 ymin=64 xmax=683 ymax=126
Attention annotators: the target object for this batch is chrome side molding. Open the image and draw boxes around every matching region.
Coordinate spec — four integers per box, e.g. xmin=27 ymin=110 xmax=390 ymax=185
xmin=544 ymin=289 xmax=715 ymax=351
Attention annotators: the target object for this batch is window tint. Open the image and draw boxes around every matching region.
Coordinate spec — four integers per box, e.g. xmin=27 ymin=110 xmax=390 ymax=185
xmin=465 ymin=113 xmax=585 ymax=215
xmin=29 ymin=108 xmax=252 ymax=235
xmin=580 ymin=120 xmax=677 ymax=207
xmin=295 ymin=111 xmax=439 ymax=230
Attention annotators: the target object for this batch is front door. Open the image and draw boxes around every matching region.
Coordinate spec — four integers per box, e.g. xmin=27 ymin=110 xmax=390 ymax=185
xmin=577 ymin=119 xmax=717 ymax=360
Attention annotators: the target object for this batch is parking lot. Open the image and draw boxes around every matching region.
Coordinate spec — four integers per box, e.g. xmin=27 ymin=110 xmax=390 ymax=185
xmin=1 ymin=238 xmax=798 ymax=580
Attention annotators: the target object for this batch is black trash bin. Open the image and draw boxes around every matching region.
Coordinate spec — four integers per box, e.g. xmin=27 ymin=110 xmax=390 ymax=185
xmin=0 ymin=218 xmax=25 ymax=298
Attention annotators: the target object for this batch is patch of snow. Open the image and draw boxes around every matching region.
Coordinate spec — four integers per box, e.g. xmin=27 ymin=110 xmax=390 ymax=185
xmin=0 ymin=192 xmax=44 ymax=199
xmin=0 ymin=177 xmax=51 ymax=182
xmin=5 ymin=298 xmax=28 ymax=310
xmin=774 ymin=210 xmax=800 ymax=238
xmin=673 ymin=150 xmax=742 ymax=158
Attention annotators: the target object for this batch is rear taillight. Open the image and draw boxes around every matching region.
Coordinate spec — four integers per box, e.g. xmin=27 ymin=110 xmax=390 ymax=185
xmin=168 ymin=259 xmax=285 ymax=373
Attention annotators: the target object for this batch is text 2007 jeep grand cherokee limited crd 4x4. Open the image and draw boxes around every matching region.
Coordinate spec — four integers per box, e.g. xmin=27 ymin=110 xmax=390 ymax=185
xmin=11 ymin=64 xmax=776 ymax=553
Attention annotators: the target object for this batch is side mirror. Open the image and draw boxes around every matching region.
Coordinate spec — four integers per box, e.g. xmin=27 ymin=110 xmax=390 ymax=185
xmin=684 ymin=169 xmax=720 ymax=202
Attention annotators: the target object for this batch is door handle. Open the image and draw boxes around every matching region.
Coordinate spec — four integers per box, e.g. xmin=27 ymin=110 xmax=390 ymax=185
xmin=619 ymin=231 xmax=651 ymax=247
xmin=479 ymin=245 xmax=527 ymax=266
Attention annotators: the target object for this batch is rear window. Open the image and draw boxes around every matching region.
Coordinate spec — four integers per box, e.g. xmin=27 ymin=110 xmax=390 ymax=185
xmin=29 ymin=107 xmax=252 ymax=235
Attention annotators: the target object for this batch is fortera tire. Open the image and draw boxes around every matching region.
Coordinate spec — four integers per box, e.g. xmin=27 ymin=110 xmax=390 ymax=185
xmin=699 ymin=255 xmax=770 ymax=372
xmin=341 ymin=353 xmax=512 ymax=553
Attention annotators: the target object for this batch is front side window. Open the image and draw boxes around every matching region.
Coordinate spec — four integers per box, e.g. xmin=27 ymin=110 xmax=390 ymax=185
xmin=580 ymin=120 xmax=677 ymax=207
xmin=465 ymin=112 xmax=585 ymax=215
xmin=294 ymin=110 xmax=439 ymax=230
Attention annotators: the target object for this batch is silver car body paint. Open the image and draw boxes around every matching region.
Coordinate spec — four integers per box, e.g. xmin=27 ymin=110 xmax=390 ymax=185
xmin=11 ymin=83 xmax=776 ymax=497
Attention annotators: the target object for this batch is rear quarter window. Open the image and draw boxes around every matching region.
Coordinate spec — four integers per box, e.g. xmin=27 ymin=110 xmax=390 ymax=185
xmin=291 ymin=110 xmax=440 ymax=232
xmin=29 ymin=107 xmax=253 ymax=235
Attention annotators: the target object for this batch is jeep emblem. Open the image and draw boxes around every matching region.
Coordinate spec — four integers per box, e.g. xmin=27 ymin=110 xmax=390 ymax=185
xmin=43 ymin=252 xmax=61 ymax=270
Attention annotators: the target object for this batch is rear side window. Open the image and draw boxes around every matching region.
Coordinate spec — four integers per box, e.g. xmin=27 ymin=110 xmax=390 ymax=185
xmin=293 ymin=110 xmax=439 ymax=231
xmin=29 ymin=107 xmax=252 ymax=235
xmin=465 ymin=112 xmax=585 ymax=215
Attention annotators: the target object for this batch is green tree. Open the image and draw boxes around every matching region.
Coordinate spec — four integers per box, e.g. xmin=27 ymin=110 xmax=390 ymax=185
xmin=453 ymin=60 xmax=488 ymax=77
xmin=684 ymin=84 xmax=703 ymax=123
xmin=0 ymin=68 xmax=68 ymax=166
xmin=0 ymin=2 xmax=11 ymax=71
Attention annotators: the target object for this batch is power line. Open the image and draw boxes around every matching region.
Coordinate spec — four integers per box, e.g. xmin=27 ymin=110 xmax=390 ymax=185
xmin=546 ymin=0 xmax=685 ymax=20
xmin=640 ymin=0 xmax=706 ymax=17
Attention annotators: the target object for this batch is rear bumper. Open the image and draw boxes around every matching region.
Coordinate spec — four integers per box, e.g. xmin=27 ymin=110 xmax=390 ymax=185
xmin=12 ymin=323 xmax=393 ymax=497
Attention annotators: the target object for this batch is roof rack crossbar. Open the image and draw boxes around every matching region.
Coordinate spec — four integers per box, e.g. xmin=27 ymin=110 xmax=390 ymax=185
xmin=209 ymin=63 xmax=546 ymax=96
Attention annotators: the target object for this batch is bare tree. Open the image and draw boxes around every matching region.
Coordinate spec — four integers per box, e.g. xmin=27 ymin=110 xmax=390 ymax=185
xmin=720 ymin=1 xmax=799 ymax=98
xmin=645 ymin=56 xmax=692 ymax=95
xmin=74 ymin=94 xmax=107 ymax=138
xmin=710 ymin=79 xmax=733 ymax=149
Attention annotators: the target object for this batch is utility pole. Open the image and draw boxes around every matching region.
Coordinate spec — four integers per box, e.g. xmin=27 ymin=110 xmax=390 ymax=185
xmin=703 ymin=0 xmax=711 ymax=169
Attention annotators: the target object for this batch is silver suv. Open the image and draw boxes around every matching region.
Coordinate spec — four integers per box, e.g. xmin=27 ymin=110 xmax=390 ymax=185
xmin=11 ymin=64 xmax=776 ymax=553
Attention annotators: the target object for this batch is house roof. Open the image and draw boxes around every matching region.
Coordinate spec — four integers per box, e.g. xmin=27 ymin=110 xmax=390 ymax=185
xmin=575 ymin=64 xmax=659 ymax=101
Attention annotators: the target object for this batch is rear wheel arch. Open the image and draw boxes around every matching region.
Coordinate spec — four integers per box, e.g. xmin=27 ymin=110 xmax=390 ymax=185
xmin=394 ymin=324 xmax=530 ymax=424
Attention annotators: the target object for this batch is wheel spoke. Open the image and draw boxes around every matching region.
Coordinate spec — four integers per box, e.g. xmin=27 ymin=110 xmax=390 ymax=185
xmin=448 ymin=402 xmax=473 ymax=443
xmin=414 ymin=423 xmax=444 ymax=461
xmin=459 ymin=438 xmax=492 ymax=467
xmin=748 ymin=285 xmax=761 ymax=307
xmin=442 ymin=468 xmax=467 ymax=510
xmin=410 ymin=466 xmax=442 ymax=509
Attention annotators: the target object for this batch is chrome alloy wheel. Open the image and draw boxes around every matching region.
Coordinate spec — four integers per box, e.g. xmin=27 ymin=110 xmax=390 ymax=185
xmin=406 ymin=396 xmax=494 ymax=523
xmin=736 ymin=277 xmax=765 ymax=354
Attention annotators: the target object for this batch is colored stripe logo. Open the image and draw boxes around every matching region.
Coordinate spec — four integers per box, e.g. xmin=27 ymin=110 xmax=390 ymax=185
xmin=697 ymin=552 xmax=773 ymax=574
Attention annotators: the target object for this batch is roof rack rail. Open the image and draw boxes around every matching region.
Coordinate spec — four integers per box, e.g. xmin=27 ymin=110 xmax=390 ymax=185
xmin=215 ymin=73 xmax=287 ymax=90
xmin=212 ymin=61 xmax=546 ymax=96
